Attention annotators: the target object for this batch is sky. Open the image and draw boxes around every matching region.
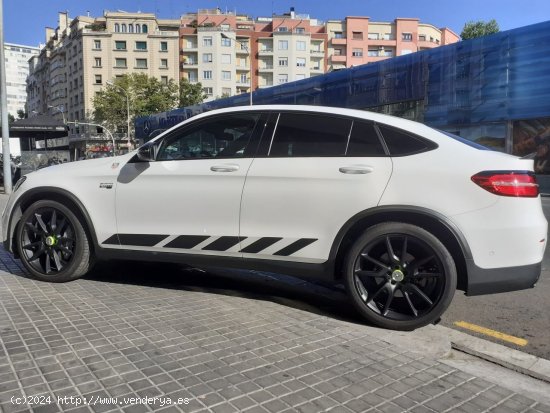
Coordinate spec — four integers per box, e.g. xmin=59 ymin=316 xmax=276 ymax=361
xmin=4 ymin=0 xmax=550 ymax=46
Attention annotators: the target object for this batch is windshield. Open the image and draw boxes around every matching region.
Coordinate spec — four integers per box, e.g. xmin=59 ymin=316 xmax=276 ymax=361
xmin=438 ymin=130 xmax=491 ymax=150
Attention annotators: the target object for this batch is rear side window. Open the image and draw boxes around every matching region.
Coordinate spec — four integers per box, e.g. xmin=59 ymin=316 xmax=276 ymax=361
xmin=269 ymin=112 xmax=352 ymax=157
xmin=347 ymin=121 xmax=386 ymax=156
xmin=378 ymin=124 xmax=437 ymax=156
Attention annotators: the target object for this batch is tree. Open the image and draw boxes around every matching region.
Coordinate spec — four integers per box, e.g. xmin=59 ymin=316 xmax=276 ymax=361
xmin=461 ymin=20 xmax=500 ymax=40
xmin=93 ymin=73 xmax=179 ymax=134
xmin=179 ymin=78 xmax=206 ymax=107
xmin=16 ymin=109 xmax=26 ymax=119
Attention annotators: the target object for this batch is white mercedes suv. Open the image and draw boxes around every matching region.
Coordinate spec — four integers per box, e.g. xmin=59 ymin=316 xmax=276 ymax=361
xmin=2 ymin=106 xmax=547 ymax=330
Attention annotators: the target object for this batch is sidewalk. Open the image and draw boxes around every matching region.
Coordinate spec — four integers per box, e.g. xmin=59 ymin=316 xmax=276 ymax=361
xmin=1 ymin=191 xmax=550 ymax=412
xmin=0 ymin=255 xmax=550 ymax=412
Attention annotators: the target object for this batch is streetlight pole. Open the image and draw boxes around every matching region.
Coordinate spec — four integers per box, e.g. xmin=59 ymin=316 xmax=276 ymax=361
xmin=0 ymin=0 xmax=13 ymax=193
xmin=106 ymin=80 xmax=131 ymax=151
xmin=221 ymin=33 xmax=253 ymax=105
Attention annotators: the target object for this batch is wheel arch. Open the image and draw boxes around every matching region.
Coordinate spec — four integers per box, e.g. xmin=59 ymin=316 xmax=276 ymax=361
xmin=8 ymin=187 xmax=99 ymax=257
xmin=329 ymin=206 xmax=472 ymax=291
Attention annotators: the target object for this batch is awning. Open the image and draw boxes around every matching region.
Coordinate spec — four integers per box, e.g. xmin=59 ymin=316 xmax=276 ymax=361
xmin=9 ymin=115 xmax=66 ymax=137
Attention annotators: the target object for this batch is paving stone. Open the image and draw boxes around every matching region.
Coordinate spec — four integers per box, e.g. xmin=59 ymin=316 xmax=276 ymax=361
xmin=0 ymin=249 xmax=548 ymax=413
xmin=535 ymin=403 xmax=550 ymax=413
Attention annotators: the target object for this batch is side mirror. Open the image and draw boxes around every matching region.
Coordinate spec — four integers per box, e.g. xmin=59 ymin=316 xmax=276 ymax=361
xmin=136 ymin=142 xmax=158 ymax=162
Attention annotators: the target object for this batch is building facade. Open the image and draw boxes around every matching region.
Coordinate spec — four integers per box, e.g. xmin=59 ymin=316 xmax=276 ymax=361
xmin=178 ymin=9 xmax=455 ymax=101
xmin=4 ymin=43 xmax=39 ymax=117
xmin=26 ymin=8 xmax=457 ymax=158
xmin=26 ymin=11 xmax=180 ymax=158
xmin=327 ymin=17 xmax=459 ymax=71
xmin=180 ymin=8 xmax=326 ymax=101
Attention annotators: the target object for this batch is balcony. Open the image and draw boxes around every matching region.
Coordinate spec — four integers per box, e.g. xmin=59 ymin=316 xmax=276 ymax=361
xmin=330 ymin=54 xmax=347 ymax=63
xmin=182 ymin=45 xmax=198 ymax=51
xmin=236 ymin=47 xmax=250 ymax=55
xmin=236 ymin=65 xmax=250 ymax=71
xmin=258 ymin=48 xmax=273 ymax=55
xmin=310 ymin=49 xmax=324 ymax=56
xmin=149 ymin=31 xmax=179 ymax=38
xmin=258 ymin=65 xmax=274 ymax=71
xmin=197 ymin=26 xmax=233 ymax=32
xmin=273 ymin=30 xmax=310 ymax=37
xmin=237 ymin=79 xmax=250 ymax=86
xmin=331 ymin=37 xmax=347 ymax=45
xmin=310 ymin=66 xmax=323 ymax=73
xmin=368 ymin=39 xmax=397 ymax=47
xmin=181 ymin=61 xmax=198 ymax=67
xmin=418 ymin=40 xmax=439 ymax=49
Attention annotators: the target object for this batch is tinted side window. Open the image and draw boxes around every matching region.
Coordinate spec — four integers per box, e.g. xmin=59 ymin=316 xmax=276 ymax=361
xmin=269 ymin=113 xmax=352 ymax=157
xmin=377 ymin=125 xmax=436 ymax=156
xmin=347 ymin=121 xmax=386 ymax=156
xmin=157 ymin=113 xmax=260 ymax=160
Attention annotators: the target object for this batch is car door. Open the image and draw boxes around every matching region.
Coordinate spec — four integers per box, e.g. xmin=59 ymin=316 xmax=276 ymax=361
xmin=110 ymin=112 xmax=265 ymax=258
xmin=239 ymin=111 xmax=393 ymax=263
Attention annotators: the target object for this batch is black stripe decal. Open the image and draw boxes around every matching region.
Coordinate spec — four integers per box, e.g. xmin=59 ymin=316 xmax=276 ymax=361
xmin=240 ymin=237 xmax=283 ymax=253
xmin=203 ymin=237 xmax=246 ymax=251
xmin=102 ymin=235 xmax=120 ymax=245
xmin=203 ymin=236 xmax=243 ymax=251
xmin=273 ymin=239 xmax=317 ymax=256
xmin=118 ymin=234 xmax=169 ymax=247
xmin=164 ymin=235 xmax=210 ymax=249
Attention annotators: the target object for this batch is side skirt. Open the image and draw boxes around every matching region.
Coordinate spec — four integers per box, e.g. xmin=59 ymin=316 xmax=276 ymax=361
xmin=95 ymin=247 xmax=336 ymax=283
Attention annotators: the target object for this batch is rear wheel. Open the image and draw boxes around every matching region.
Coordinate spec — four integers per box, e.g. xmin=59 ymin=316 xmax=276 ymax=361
xmin=16 ymin=200 xmax=92 ymax=282
xmin=344 ymin=222 xmax=456 ymax=330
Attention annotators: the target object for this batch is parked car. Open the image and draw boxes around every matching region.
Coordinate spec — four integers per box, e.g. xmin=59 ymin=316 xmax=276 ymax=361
xmin=2 ymin=105 xmax=547 ymax=330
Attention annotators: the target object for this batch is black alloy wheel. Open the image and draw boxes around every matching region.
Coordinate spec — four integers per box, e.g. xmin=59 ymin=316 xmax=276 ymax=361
xmin=17 ymin=200 xmax=92 ymax=282
xmin=344 ymin=222 xmax=456 ymax=330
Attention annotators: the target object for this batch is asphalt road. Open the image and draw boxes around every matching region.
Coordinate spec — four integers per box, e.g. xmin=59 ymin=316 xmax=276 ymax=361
xmin=441 ymin=198 xmax=550 ymax=359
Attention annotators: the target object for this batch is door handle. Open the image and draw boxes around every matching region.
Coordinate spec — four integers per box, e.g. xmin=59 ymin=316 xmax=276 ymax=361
xmin=339 ymin=165 xmax=374 ymax=174
xmin=210 ymin=164 xmax=240 ymax=172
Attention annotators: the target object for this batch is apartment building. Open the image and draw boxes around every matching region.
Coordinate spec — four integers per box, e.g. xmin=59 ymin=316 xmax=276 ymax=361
xmin=180 ymin=8 xmax=327 ymax=100
xmin=327 ymin=17 xmax=459 ymax=70
xmin=27 ymin=11 xmax=180 ymax=136
xmin=4 ymin=43 xmax=39 ymax=117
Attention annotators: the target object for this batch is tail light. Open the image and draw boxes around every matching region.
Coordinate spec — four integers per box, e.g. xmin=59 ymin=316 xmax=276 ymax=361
xmin=471 ymin=171 xmax=539 ymax=197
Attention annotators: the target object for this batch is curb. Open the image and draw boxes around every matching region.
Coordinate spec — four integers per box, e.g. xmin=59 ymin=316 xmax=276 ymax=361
xmin=436 ymin=325 xmax=550 ymax=383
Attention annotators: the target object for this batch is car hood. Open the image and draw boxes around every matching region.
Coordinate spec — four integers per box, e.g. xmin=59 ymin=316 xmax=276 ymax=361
xmin=25 ymin=153 xmax=135 ymax=178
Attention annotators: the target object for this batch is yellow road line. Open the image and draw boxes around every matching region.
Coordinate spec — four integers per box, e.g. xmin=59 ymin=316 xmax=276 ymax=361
xmin=454 ymin=321 xmax=528 ymax=347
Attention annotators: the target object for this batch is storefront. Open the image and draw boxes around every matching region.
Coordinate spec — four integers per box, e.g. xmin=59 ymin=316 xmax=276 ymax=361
xmin=9 ymin=115 xmax=70 ymax=175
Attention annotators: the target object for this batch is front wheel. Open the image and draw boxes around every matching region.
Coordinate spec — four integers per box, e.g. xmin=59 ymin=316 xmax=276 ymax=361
xmin=344 ymin=222 xmax=456 ymax=330
xmin=16 ymin=200 xmax=93 ymax=282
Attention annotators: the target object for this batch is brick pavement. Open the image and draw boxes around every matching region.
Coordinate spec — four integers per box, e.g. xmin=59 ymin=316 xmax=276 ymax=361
xmin=0 ymin=249 xmax=549 ymax=412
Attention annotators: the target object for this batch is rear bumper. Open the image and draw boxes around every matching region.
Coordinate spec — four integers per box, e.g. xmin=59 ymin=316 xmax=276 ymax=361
xmin=465 ymin=259 xmax=541 ymax=296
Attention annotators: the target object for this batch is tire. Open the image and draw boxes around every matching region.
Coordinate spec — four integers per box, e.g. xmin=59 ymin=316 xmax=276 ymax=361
xmin=16 ymin=200 xmax=93 ymax=282
xmin=343 ymin=222 xmax=456 ymax=331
